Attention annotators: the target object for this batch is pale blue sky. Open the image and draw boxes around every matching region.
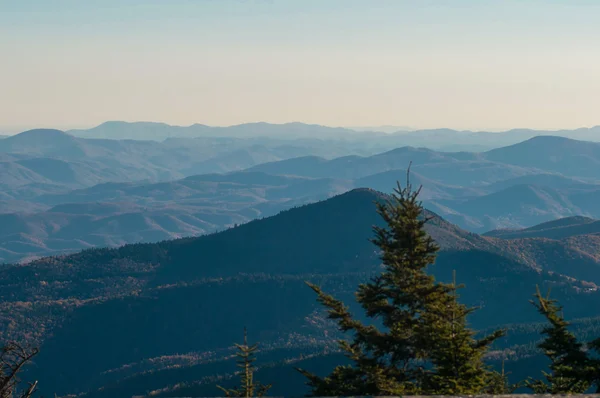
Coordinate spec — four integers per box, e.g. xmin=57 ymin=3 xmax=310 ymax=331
xmin=1 ymin=0 xmax=600 ymax=132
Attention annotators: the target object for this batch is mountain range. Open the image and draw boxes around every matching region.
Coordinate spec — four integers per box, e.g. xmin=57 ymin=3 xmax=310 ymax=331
xmin=67 ymin=121 xmax=600 ymax=152
xmin=69 ymin=121 xmax=382 ymax=141
xmin=250 ymin=135 xmax=600 ymax=181
xmin=5 ymin=131 xmax=600 ymax=262
xmin=2 ymin=188 xmax=599 ymax=397
xmin=0 ymin=128 xmax=378 ymax=201
xmin=248 ymin=136 xmax=600 ymax=231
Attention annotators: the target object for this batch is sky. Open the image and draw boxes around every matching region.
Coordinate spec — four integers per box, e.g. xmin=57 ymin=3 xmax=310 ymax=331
xmin=1 ymin=0 xmax=600 ymax=133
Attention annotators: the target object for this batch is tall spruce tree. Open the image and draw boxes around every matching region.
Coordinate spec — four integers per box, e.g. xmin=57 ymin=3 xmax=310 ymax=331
xmin=297 ymin=171 xmax=504 ymax=395
xmin=217 ymin=328 xmax=272 ymax=398
xmin=525 ymin=286 xmax=593 ymax=394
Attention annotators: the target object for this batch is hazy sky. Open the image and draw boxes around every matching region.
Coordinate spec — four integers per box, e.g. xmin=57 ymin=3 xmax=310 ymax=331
xmin=2 ymin=0 xmax=600 ymax=132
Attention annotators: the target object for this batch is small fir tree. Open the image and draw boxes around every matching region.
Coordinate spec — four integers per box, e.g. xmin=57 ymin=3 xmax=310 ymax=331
xmin=297 ymin=170 xmax=504 ymax=395
xmin=484 ymin=360 xmax=521 ymax=394
xmin=217 ymin=328 xmax=272 ymax=397
xmin=525 ymin=286 xmax=593 ymax=394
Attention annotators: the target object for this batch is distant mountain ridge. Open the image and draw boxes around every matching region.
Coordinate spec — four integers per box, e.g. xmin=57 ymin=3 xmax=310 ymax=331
xmin=69 ymin=121 xmax=378 ymax=141
xmin=485 ymin=135 xmax=600 ymax=178
xmin=0 ymin=128 xmax=377 ymax=202
xmin=5 ymin=133 xmax=600 ymax=261
xmin=68 ymin=121 xmax=600 ymax=151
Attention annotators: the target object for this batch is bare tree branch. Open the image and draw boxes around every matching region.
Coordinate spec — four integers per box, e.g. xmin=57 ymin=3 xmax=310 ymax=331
xmin=0 ymin=342 xmax=39 ymax=398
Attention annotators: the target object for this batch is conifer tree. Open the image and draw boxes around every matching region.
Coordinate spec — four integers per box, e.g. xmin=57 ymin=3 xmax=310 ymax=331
xmin=525 ymin=286 xmax=593 ymax=394
xmin=420 ymin=270 xmax=504 ymax=394
xmin=297 ymin=170 xmax=504 ymax=395
xmin=217 ymin=328 xmax=272 ymax=397
xmin=484 ymin=360 xmax=521 ymax=394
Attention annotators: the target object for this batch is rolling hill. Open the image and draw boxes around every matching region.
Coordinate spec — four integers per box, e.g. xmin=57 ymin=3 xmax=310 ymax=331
xmin=1 ymin=189 xmax=599 ymax=397
xmin=431 ymin=184 xmax=583 ymax=231
xmin=244 ymin=136 xmax=600 ymax=231
xmin=0 ymin=172 xmax=353 ymax=263
xmin=249 ymin=135 xmax=600 ymax=183
xmin=247 ymin=146 xmax=479 ymax=180
xmin=354 ymin=168 xmax=485 ymax=200
xmin=486 ymin=173 xmax=597 ymax=192
xmin=485 ymin=135 xmax=600 ymax=178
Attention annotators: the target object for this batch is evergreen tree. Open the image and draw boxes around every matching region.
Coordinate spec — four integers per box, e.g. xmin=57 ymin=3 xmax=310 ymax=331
xmin=297 ymin=171 xmax=504 ymax=395
xmin=420 ymin=271 xmax=504 ymax=394
xmin=217 ymin=328 xmax=272 ymax=397
xmin=525 ymin=286 xmax=593 ymax=394
xmin=484 ymin=360 xmax=521 ymax=394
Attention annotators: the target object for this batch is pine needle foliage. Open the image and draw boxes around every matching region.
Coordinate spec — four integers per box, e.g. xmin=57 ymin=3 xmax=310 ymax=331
xmin=420 ymin=270 xmax=505 ymax=394
xmin=217 ymin=328 xmax=272 ymax=397
xmin=525 ymin=285 xmax=594 ymax=394
xmin=485 ymin=360 xmax=522 ymax=394
xmin=297 ymin=169 xmax=504 ymax=396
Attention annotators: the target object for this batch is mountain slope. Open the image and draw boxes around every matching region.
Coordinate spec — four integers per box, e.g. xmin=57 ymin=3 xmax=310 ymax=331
xmin=432 ymin=184 xmax=583 ymax=231
xmin=248 ymin=148 xmax=531 ymax=184
xmin=0 ymin=129 xmax=87 ymax=158
xmin=354 ymin=169 xmax=484 ymax=199
xmin=484 ymin=135 xmax=600 ymax=178
xmin=484 ymin=215 xmax=600 ymax=241
xmin=0 ymin=172 xmax=354 ymax=263
xmin=248 ymin=136 xmax=600 ymax=185
xmin=486 ymin=173 xmax=599 ymax=192
xmin=0 ymin=189 xmax=597 ymax=396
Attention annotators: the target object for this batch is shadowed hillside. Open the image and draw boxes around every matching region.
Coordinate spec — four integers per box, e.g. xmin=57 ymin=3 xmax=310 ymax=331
xmin=0 ymin=189 xmax=597 ymax=396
